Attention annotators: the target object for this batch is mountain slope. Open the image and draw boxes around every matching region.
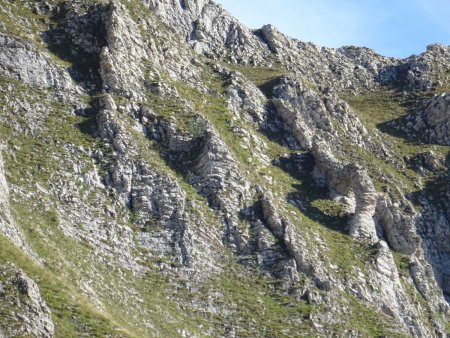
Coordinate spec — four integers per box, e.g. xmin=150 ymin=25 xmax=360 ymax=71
xmin=0 ymin=0 xmax=449 ymax=337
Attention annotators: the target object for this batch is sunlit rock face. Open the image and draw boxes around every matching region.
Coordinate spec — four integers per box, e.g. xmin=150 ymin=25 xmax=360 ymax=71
xmin=0 ymin=0 xmax=449 ymax=336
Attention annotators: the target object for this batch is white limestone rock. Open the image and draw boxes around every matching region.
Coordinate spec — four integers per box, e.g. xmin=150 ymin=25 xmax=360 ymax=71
xmin=0 ymin=265 xmax=54 ymax=338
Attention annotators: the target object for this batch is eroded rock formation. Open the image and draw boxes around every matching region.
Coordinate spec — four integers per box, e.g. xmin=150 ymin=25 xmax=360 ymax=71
xmin=0 ymin=0 xmax=449 ymax=337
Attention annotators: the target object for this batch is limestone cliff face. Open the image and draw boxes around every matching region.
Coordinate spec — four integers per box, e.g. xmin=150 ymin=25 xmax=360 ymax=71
xmin=0 ymin=0 xmax=449 ymax=337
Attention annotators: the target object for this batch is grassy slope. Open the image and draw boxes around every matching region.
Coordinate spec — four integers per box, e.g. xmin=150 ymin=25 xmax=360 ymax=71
xmin=0 ymin=233 xmax=132 ymax=337
xmin=0 ymin=1 xmax=436 ymax=337
xmin=342 ymin=87 xmax=450 ymax=334
xmin=171 ymin=65 xmax=406 ymax=335
xmin=344 ymin=88 xmax=450 ymax=192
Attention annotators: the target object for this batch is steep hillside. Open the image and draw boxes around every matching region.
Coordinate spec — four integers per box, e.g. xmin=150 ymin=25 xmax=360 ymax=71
xmin=0 ymin=0 xmax=449 ymax=337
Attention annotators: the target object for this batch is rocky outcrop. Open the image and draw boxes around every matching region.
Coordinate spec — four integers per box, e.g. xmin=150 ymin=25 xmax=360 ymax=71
xmin=145 ymin=109 xmax=252 ymax=253
xmin=261 ymin=193 xmax=331 ymax=290
xmin=96 ymin=3 xmax=222 ymax=269
xmin=272 ymin=77 xmax=371 ymax=150
xmin=220 ymin=65 xmax=266 ymax=124
xmin=346 ymin=167 xmax=378 ymax=243
xmin=100 ymin=0 xmax=147 ymax=98
xmin=0 ymin=34 xmax=74 ymax=91
xmin=0 ymin=0 xmax=449 ymax=336
xmin=363 ymin=241 xmax=433 ymax=337
xmin=409 ymin=150 xmax=441 ymax=174
xmin=375 ymin=195 xmax=421 ymax=255
xmin=0 ymin=148 xmax=28 ymax=251
xmin=97 ymin=92 xmax=217 ymax=267
xmin=414 ymin=175 xmax=450 ymax=299
xmin=322 ymin=89 xmax=372 ymax=149
xmin=408 ymin=93 xmax=450 ymax=145
xmin=145 ymin=0 xmax=271 ymax=64
xmin=272 ymin=78 xmax=336 ymax=149
xmin=403 ymin=44 xmax=450 ymax=91
xmin=260 ymin=25 xmax=399 ymax=92
xmin=311 ymin=143 xmax=378 ymax=243
xmin=144 ymin=0 xmax=403 ymax=94
xmin=0 ymin=265 xmax=54 ymax=338
xmin=192 ymin=129 xmax=251 ymax=251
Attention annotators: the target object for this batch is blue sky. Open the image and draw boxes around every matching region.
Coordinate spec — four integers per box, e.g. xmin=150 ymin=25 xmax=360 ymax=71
xmin=215 ymin=0 xmax=450 ymax=58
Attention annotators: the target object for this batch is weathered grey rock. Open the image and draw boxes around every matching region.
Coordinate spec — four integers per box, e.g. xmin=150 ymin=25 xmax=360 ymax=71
xmin=100 ymin=0 xmax=147 ymax=98
xmin=0 ymin=265 xmax=54 ymax=338
xmin=261 ymin=192 xmax=332 ymax=290
xmin=375 ymin=195 xmax=421 ymax=255
xmin=414 ymin=183 xmax=450 ymax=309
xmin=403 ymin=44 xmax=450 ymax=91
xmin=0 ymin=34 xmax=74 ymax=91
xmin=0 ymin=0 xmax=449 ymax=336
xmin=363 ymin=241 xmax=432 ymax=337
xmin=259 ymin=24 xmax=400 ymax=92
xmin=346 ymin=166 xmax=378 ymax=243
xmin=144 ymin=0 xmax=271 ymax=64
xmin=0 ymin=148 xmax=28 ymax=250
xmin=143 ymin=111 xmax=200 ymax=153
xmin=97 ymin=2 xmax=223 ymax=268
xmin=192 ymin=127 xmax=251 ymax=252
xmin=311 ymin=143 xmax=378 ymax=243
xmin=273 ymin=78 xmax=335 ymax=150
xmin=410 ymin=93 xmax=450 ymax=145
xmin=409 ymin=150 xmax=441 ymax=174
xmin=220 ymin=65 xmax=266 ymax=124
xmin=272 ymin=77 xmax=371 ymax=151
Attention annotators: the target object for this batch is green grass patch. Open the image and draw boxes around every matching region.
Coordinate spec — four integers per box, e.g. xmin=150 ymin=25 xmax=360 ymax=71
xmin=331 ymin=293 xmax=409 ymax=337
xmin=342 ymin=88 xmax=450 ymax=195
xmin=224 ymin=63 xmax=286 ymax=97
xmin=0 ymin=233 xmax=134 ymax=337
xmin=310 ymin=199 xmax=347 ymax=218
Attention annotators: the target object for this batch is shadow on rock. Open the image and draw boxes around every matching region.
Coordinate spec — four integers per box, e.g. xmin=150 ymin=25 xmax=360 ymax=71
xmin=410 ymin=170 xmax=450 ymax=298
xmin=75 ymin=96 xmax=102 ymax=137
xmin=43 ymin=2 xmax=107 ymax=92
xmin=273 ymin=152 xmax=349 ymax=233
